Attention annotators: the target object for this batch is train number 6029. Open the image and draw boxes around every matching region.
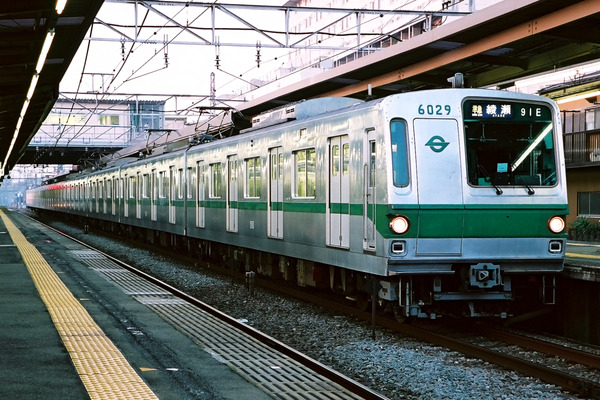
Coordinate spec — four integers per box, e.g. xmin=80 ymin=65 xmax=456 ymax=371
xmin=418 ymin=104 xmax=451 ymax=115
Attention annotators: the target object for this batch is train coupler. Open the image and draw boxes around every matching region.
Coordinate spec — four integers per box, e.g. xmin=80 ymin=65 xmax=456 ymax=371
xmin=469 ymin=263 xmax=502 ymax=289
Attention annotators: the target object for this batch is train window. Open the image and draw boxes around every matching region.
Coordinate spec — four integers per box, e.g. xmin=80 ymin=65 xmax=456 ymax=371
xmin=187 ymin=167 xmax=194 ymax=199
xmin=245 ymin=157 xmax=261 ymax=198
xmin=129 ymin=176 xmax=136 ymax=199
xmin=271 ymin=153 xmax=283 ymax=180
xmin=159 ymin=171 xmax=168 ymax=198
xmin=332 ymin=143 xmax=350 ymax=177
xmin=294 ymin=148 xmax=316 ymax=198
xmin=106 ymin=179 xmax=112 ymax=199
xmin=175 ymin=168 xmax=184 ymax=199
xmin=142 ymin=174 xmax=150 ymax=198
xmin=369 ymin=141 xmax=376 ymax=188
xmin=390 ymin=119 xmax=409 ymax=186
xmin=210 ymin=163 xmax=223 ymax=198
xmin=332 ymin=145 xmax=340 ymax=176
xmin=463 ymin=100 xmax=557 ymax=187
xmin=343 ymin=143 xmax=349 ymax=176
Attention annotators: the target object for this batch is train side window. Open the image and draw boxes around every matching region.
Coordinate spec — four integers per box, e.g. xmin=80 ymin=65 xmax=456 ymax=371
xmin=177 ymin=168 xmax=184 ymax=199
xmin=210 ymin=162 xmax=223 ymax=198
xmin=106 ymin=179 xmax=112 ymax=199
xmin=294 ymin=148 xmax=316 ymax=198
xmin=159 ymin=171 xmax=167 ymax=198
xmin=332 ymin=145 xmax=340 ymax=176
xmin=369 ymin=141 xmax=376 ymax=188
xmin=142 ymin=174 xmax=150 ymax=198
xmin=390 ymin=119 xmax=409 ymax=186
xmin=343 ymin=143 xmax=349 ymax=176
xmin=129 ymin=175 xmax=136 ymax=199
xmin=245 ymin=157 xmax=261 ymax=198
xmin=187 ymin=167 xmax=194 ymax=200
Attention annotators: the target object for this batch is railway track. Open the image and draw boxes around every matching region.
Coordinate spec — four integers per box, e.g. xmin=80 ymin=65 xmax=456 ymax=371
xmin=28 ymin=211 xmax=600 ymax=399
xmin=28 ymin=214 xmax=390 ymax=400
xmin=260 ymin=278 xmax=600 ymax=399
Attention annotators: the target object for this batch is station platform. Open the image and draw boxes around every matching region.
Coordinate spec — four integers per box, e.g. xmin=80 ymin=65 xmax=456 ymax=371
xmin=0 ymin=209 xmax=274 ymax=400
xmin=565 ymin=242 xmax=600 ymax=282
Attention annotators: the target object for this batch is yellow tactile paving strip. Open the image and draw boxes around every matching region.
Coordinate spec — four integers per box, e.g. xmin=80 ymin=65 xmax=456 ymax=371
xmin=0 ymin=210 xmax=158 ymax=400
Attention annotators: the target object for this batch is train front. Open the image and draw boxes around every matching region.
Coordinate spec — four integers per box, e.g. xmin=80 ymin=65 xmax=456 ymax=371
xmin=383 ymin=90 xmax=568 ymax=318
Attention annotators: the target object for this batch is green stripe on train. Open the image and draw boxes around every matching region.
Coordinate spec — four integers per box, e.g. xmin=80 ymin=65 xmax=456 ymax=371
xmin=167 ymin=199 xmax=568 ymax=238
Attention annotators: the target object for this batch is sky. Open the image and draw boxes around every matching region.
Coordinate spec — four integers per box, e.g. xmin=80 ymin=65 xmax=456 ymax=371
xmin=59 ymin=1 xmax=314 ymax=116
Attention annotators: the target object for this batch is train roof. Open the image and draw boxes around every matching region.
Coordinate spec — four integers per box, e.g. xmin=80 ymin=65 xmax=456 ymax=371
xmin=242 ymin=97 xmax=364 ymax=133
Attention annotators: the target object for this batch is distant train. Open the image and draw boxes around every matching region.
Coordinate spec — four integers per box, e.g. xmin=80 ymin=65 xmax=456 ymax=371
xmin=27 ymin=88 xmax=568 ymax=319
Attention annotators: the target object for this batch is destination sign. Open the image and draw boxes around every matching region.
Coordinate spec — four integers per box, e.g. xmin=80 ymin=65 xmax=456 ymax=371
xmin=463 ymin=100 xmax=552 ymax=121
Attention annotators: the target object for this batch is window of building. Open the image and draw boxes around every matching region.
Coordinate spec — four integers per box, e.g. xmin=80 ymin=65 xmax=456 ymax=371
xmin=245 ymin=157 xmax=261 ymax=198
xmin=99 ymin=115 xmax=120 ymax=125
xmin=578 ymin=191 xmax=600 ymax=216
xmin=294 ymin=148 xmax=316 ymax=198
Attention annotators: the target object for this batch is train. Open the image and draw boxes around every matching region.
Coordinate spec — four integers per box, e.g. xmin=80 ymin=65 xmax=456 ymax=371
xmin=26 ymin=88 xmax=568 ymax=319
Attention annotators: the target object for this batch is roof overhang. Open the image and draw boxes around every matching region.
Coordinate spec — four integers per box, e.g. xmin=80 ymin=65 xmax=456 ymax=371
xmin=0 ymin=0 xmax=104 ymax=177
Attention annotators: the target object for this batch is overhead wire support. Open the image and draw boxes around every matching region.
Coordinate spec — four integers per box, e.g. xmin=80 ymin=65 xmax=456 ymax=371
xmin=96 ymin=1 xmax=471 ymax=50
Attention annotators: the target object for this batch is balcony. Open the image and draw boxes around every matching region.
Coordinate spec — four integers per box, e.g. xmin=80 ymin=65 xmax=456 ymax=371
xmin=564 ymin=128 xmax=600 ymax=168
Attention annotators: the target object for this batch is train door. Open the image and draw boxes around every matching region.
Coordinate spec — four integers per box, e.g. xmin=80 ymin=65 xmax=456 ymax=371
xmin=413 ymin=119 xmax=463 ymax=255
xmin=328 ymin=135 xmax=350 ymax=248
xmin=196 ymin=161 xmax=205 ymax=228
xmin=169 ymin=166 xmax=176 ymax=224
xmin=227 ymin=155 xmax=238 ymax=232
xmin=269 ymin=147 xmax=283 ymax=239
xmin=363 ymin=130 xmax=377 ymax=251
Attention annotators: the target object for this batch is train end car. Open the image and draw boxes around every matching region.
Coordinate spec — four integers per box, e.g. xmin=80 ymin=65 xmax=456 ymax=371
xmin=26 ymin=88 xmax=568 ymax=320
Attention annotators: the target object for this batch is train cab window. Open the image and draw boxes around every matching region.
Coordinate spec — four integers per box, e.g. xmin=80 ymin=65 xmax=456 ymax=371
xmin=463 ymin=100 xmax=557 ymax=188
xmin=210 ymin=163 xmax=223 ymax=198
xmin=390 ymin=119 xmax=409 ymax=186
xmin=245 ymin=157 xmax=261 ymax=198
xmin=294 ymin=148 xmax=316 ymax=198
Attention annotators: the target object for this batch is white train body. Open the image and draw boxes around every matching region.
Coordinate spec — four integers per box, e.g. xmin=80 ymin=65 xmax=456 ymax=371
xmin=27 ymin=89 xmax=568 ymax=318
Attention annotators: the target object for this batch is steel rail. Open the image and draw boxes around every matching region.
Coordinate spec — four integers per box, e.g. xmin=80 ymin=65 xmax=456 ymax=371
xmin=256 ymin=278 xmax=600 ymax=399
xmin=471 ymin=323 xmax=600 ymax=371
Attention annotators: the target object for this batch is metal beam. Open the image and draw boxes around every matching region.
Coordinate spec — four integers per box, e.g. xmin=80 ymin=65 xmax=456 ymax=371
xmin=319 ymin=0 xmax=600 ymax=97
xmin=93 ymin=0 xmax=471 ymax=50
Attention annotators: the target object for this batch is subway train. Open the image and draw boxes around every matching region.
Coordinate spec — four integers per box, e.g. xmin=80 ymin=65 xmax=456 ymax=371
xmin=27 ymin=88 xmax=569 ymax=319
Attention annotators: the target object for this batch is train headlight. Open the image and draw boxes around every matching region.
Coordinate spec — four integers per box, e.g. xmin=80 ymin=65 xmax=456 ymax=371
xmin=548 ymin=216 xmax=565 ymax=234
xmin=389 ymin=216 xmax=410 ymax=234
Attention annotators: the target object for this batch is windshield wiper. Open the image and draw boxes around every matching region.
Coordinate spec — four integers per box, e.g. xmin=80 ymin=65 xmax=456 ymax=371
xmin=477 ymin=164 xmax=503 ymax=195
xmin=515 ymin=175 xmax=535 ymax=195
xmin=523 ymin=182 xmax=535 ymax=195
